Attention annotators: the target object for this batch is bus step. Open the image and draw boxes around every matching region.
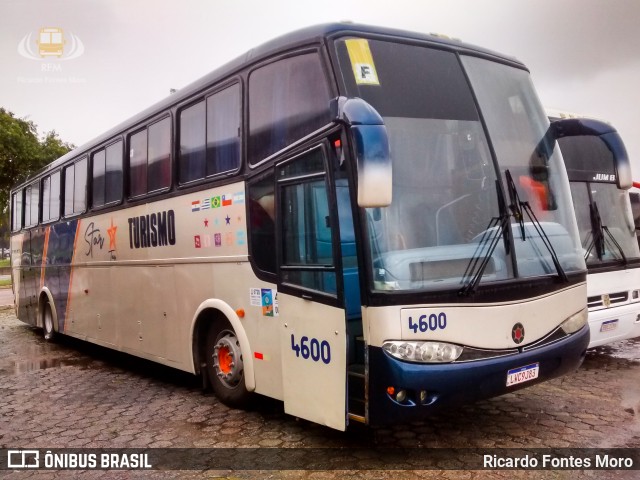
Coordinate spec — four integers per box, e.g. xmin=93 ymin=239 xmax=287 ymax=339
xmin=355 ymin=336 xmax=365 ymax=364
xmin=348 ymin=363 xmax=365 ymax=418
xmin=348 ymin=397 xmax=365 ymax=418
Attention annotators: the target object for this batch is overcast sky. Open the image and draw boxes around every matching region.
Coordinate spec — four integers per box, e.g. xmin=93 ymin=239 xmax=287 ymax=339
xmin=1 ymin=0 xmax=639 ymax=175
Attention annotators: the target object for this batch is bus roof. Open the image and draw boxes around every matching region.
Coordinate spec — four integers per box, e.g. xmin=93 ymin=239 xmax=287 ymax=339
xmin=15 ymin=22 xmax=525 ymax=189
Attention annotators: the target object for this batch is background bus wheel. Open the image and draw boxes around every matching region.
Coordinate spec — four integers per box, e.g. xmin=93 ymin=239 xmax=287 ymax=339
xmin=206 ymin=322 xmax=252 ymax=408
xmin=43 ymin=302 xmax=56 ymax=341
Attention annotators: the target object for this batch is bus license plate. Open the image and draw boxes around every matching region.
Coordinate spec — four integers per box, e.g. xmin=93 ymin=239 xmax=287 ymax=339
xmin=506 ymin=363 xmax=539 ymax=387
xmin=600 ymin=319 xmax=618 ymax=332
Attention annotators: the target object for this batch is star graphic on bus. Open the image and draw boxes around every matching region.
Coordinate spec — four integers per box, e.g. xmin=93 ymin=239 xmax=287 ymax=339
xmin=107 ymin=218 xmax=117 ymax=251
xmin=204 ymin=219 xmax=209 ymax=227
xmin=225 ymin=215 xmax=231 ymax=225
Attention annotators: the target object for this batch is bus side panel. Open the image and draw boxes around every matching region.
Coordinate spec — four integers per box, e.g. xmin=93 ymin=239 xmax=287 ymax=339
xmin=28 ymin=227 xmax=47 ymax=323
xmin=112 ymin=265 xmax=177 ymax=360
xmin=45 ymin=220 xmax=78 ymax=333
xmin=11 ymin=232 xmax=27 ymax=322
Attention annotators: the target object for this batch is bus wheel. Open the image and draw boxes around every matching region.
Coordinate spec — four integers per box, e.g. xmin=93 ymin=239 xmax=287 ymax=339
xmin=43 ymin=302 xmax=56 ymax=341
xmin=205 ymin=323 xmax=251 ymax=408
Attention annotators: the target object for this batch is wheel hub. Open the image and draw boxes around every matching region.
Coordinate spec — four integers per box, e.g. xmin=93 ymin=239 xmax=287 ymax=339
xmin=212 ymin=333 xmax=243 ymax=388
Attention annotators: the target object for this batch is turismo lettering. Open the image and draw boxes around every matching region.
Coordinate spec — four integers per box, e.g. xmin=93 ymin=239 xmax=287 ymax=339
xmin=128 ymin=210 xmax=176 ymax=249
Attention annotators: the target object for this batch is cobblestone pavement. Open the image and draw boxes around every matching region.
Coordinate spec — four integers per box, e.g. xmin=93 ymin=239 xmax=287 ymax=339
xmin=1 ymin=310 xmax=639 ymax=479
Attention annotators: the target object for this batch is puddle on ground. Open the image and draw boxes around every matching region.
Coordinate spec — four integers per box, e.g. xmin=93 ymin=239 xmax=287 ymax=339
xmin=589 ymin=337 xmax=640 ymax=362
xmin=0 ymin=357 xmax=96 ymax=375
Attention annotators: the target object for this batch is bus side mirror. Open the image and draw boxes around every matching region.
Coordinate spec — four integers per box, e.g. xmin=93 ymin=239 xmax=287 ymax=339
xmin=551 ymin=118 xmax=633 ymax=190
xmin=330 ymin=97 xmax=392 ymax=207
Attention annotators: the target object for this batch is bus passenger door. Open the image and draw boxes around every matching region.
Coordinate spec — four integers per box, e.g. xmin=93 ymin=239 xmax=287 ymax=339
xmin=275 ymin=144 xmax=348 ymax=431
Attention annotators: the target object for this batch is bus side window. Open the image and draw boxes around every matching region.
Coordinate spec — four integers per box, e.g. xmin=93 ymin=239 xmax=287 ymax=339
xmin=277 ymin=147 xmax=336 ymax=295
xmin=11 ymin=191 xmax=22 ymax=231
xmin=92 ymin=141 xmax=123 ymax=208
xmin=64 ymin=157 xmax=88 ymax=216
xmin=179 ymin=101 xmax=206 ymax=183
xmin=148 ymin=117 xmax=171 ymax=192
xmin=22 ymin=183 xmax=40 ymax=228
xmin=248 ymin=53 xmax=331 ymax=165
xmin=248 ymin=172 xmax=276 ymax=275
xmin=129 ymin=117 xmax=171 ymax=198
xmin=41 ymin=171 xmax=61 ymax=223
xmin=206 ymin=83 xmax=241 ymax=176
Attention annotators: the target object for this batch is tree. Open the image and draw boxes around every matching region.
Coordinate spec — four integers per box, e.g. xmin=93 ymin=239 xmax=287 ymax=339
xmin=0 ymin=108 xmax=74 ymax=250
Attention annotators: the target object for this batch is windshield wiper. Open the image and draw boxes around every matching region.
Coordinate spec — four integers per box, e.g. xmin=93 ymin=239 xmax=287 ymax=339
xmin=506 ymin=170 xmax=526 ymax=241
xmin=584 ymin=200 xmax=628 ymax=264
xmin=459 ymin=180 xmax=510 ymax=296
xmin=459 ymin=213 xmax=509 ymax=296
xmin=459 ymin=170 xmax=570 ymax=296
xmin=504 ymin=169 xmax=569 ymax=283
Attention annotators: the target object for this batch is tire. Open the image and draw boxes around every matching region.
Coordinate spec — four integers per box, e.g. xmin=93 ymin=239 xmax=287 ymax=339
xmin=205 ymin=321 xmax=252 ymax=408
xmin=43 ymin=302 xmax=56 ymax=341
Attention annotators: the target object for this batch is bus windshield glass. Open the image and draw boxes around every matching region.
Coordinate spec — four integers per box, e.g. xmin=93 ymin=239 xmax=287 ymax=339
xmin=336 ymin=38 xmax=584 ymax=292
xmin=570 ymin=182 xmax=640 ymax=265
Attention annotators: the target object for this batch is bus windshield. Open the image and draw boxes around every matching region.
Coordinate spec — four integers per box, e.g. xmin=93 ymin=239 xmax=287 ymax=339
xmin=336 ymin=38 xmax=584 ymax=292
xmin=557 ymin=133 xmax=640 ymax=266
xmin=570 ymin=182 xmax=640 ymax=265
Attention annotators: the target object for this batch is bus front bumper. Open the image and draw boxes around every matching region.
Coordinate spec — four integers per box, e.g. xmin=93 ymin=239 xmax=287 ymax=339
xmin=587 ymin=303 xmax=640 ymax=348
xmin=367 ymin=325 xmax=589 ymax=426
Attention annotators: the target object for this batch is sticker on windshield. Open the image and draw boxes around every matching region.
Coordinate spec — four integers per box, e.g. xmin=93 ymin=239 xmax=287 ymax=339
xmin=345 ymin=39 xmax=380 ymax=86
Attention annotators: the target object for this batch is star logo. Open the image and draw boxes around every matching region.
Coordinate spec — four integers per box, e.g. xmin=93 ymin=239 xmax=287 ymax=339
xmin=107 ymin=218 xmax=117 ymax=251
xmin=512 ymin=323 xmax=525 ymax=345
xmin=204 ymin=219 xmax=209 ymax=227
xmin=225 ymin=215 xmax=231 ymax=225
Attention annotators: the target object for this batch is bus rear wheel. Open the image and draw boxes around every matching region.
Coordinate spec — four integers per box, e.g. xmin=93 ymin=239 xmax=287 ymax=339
xmin=43 ymin=302 xmax=56 ymax=341
xmin=205 ymin=322 xmax=252 ymax=408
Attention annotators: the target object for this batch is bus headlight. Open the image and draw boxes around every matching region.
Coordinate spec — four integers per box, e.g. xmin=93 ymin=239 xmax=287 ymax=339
xmin=382 ymin=341 xmax=463 ymax=363
xmin=560 ymin=308 xmax=588 ymax=334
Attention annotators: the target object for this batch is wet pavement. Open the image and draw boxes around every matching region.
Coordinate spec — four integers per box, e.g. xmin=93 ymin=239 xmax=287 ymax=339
xmin=0 ymin=310 xmax=639 ymax=479
xmin=0 ymin=287 xmax=14 ymax=309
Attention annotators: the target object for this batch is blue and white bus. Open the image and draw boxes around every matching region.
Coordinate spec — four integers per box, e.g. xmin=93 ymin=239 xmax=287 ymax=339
xmin=548 ymin=110 xmax=640 ymax=348
xmin=10 ymin=24 xmax=612 ymax=430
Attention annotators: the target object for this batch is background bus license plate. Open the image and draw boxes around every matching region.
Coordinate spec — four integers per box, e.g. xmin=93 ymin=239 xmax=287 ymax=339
xmin=506 ymin=363 xmax=539 ymax=387
xmin=600 ymin=319 xmax=618 ymax=332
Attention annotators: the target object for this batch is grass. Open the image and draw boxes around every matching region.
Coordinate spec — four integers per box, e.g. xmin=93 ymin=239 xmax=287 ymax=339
xmin=0 ymin=278 xmax=11 ymax=287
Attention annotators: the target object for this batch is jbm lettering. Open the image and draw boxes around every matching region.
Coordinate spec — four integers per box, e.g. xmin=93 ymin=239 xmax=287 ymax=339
xmin=128 ymin=210 xmax=176 ymax=249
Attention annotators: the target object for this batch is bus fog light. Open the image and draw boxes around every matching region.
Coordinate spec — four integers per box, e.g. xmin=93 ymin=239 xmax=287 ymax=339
xmin=560 ymin=308 xmax=588 ymax=334
xmin=382 ymin=341 xmax=463 ymax=363
xmin=419 ymin=390 xmax=428 ymax=403
xmin=395 ymin=389 xmax=407 ymax=403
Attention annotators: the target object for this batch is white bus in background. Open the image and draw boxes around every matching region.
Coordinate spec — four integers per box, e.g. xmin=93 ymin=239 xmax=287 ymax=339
xmin=548 ymin=109 xmax=640 ymax=348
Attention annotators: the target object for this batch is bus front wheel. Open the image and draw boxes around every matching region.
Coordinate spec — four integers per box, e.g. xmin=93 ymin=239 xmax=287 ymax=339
xmin=43 ymin=302 xmax=56 ymax=341
xmin=205 ymin=322 xmax=252 ymax=408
